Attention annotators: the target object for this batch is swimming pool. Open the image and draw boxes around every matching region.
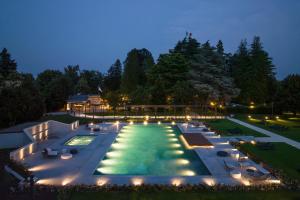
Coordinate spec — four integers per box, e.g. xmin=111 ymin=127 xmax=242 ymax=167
xmin=65 ymin=135 xmax=96 ymax=146
xmin=94 ymin=124 xmax=209 ymax=176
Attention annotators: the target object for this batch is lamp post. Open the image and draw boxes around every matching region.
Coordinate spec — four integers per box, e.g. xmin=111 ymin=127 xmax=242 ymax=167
xmin=210 ymin=101 xmax=217 ymax=117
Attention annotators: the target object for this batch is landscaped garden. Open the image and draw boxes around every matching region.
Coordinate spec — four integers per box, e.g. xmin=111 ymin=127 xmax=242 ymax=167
xmin=237 ymin=142 xmax=300 ymax=182
xmin=205 ymin=119 xmax=266 ymax=137
xmin=235 ymin=115 xmax=300 ymax=142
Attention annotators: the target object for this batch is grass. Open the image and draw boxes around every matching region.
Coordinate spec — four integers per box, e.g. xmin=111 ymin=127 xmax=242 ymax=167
xmin=39 ymin=114 xmax=103 ymax=124
xmin=63 ymin=190 xmax=300 ymax=200
xmin=205 ymin=119 xmax=266 ymax=137
xmin=235 ymin=114 xmax=300 ymax=142
xmin=239 ymin=142 xmax=300 ymax=181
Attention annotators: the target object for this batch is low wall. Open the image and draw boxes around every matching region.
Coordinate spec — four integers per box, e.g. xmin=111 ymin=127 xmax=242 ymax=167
xmin=0 ymin=132 xmax=30 ymax=149
xmin=9 ymin=120 xmax=79 ymax=162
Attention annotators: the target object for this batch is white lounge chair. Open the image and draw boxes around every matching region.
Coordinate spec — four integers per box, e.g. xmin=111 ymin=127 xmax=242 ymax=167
xmin=43 ymin=148 xmax=58 ymax=157
xmin=223 ymin=160 xmax=240 ymax=171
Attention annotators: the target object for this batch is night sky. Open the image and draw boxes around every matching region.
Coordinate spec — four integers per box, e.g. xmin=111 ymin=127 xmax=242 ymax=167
xmin=1 ymin=0 xmax=299 ymax=79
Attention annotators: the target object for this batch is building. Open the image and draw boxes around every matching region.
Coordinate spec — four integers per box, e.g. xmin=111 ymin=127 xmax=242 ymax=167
xmin=66 ymin=94 xmax=109 ymax=113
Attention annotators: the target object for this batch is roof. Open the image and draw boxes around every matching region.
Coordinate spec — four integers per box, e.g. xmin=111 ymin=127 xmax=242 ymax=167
xmin=67 ymin=94 xmax=101 ymax=103
xmin=67 ymin=95 xmax=89 ymax=103
xmin=181 ymin=133 xmax=214 ymax=148
xmin=0 ymin=122 xmax=41 ymax=134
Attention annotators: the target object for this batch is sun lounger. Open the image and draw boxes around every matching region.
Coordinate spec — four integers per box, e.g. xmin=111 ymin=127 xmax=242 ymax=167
xmin=223 ymin=160 xmax=239 ymax=171
xmin=244 ymin=167 xmax=271 ymax=182
xmin=42 ymin=148 xmax=58 ymax=157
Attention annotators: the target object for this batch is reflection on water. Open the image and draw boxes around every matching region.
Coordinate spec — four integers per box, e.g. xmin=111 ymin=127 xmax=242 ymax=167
xmin=95 ymin=124 xmax=209 ymax=176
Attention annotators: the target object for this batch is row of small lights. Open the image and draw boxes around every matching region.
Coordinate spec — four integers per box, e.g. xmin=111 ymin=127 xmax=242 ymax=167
xmin=96 ymin=177 xmax=217 ymax=187
xmin=116 ymin=120 xmax=177 ymax=125
xmin=248 ymin=115 xmax=280 ymax=120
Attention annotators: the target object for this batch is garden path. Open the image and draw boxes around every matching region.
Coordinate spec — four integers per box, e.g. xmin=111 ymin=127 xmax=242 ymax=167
xmin=228 ymin=117 xmax=300 ymax=150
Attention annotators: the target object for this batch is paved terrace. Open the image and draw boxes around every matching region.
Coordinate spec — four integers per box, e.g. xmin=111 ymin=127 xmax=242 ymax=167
xmin=21 ymin=122 xmax=280 ymax=186
xmin=23 ymin=123 xmax=120 ymax=185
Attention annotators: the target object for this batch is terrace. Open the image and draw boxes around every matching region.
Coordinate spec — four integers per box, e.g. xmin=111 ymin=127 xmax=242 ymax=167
xmin=4 ymin=119 xmax=281 ymax=187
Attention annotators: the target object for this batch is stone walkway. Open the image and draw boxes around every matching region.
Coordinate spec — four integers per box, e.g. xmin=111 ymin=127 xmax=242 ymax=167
xmin=228 ymin=117 xmax=300 ymax=150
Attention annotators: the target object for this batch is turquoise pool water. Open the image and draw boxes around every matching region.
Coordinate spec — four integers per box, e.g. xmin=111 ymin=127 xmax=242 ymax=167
xmin=65 ymin=135 xmax=96 ymax=146
xmin=94 ymin=124 xmax=209 ymax=176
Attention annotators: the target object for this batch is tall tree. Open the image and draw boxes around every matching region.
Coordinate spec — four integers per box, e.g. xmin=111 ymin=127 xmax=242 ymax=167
xmin=80 ymin=70 xmax=103 ymax=94
xmin=0 ymin=73 xmax=44 ymax=128
xmin=216 ymin=40 xmax=224 ymax=55
xmin=121 ymin=48 xmax=154 ymax=93
xmin=75 ymin=77 xmax=91 ymax=94
xmin=231 ymin=37 xmax=276 ymax=104
xmin=249 ymin=36 xmax=276 ymax=103
xmin=103 ymin=59 xmax=122 ymax=92
xmin=231 ymin=39 xmax=252 ymax=103
xmin=172 ymin=32 xmax=200 ymax=60
xmin=0 ymin=48 xmax=17 ymax=77
xmin=64 ymin=65 xmax=80 ymax=95
xmin=147 ymin=53 xmax=189 ymax=104
xmin=36 ymin=70 xmax=71 ymax=111
xmin=189 ymin=41 xmax=239 ymax=103
xmin=276 ymin=74 xmax=300 ymax=115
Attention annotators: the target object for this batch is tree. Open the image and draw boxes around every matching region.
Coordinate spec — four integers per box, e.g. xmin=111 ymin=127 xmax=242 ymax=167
xmin=276 ymin=74 xmax=300 ymax=115
xmin=64 ymin=65 xmax=80 ymax=95
xmin=0 ymin=73 xmax=44 ymax=127
xmin=36 ymin=70 xmax=71 ymax=111
xmin=231 ymin=37 xmax=275 ymax=104
xmin=231 ymin=39 xmax=252 ymax=103
xmin=172 ymin=32 xmax=200 ymax=61
xmin=216 ymin=40 xmax=224 ymax=55
xmin=147 ymin=53 xmax=189 ymax=104
xmin=189 ymin=41 xmax=239 ymax=103
xmin=75 ymin=77 xmax=91 ymax=94
xmin=80 ymin=70 xmax=103 ymax=94
xmin=0 ymin=48 xmax=17 ymax=77
xmin=171 ymin=81 xmax=194 ymax=105
xmin=104 ymin=91 xmax=120 ymax=114
xmin=249 ymin=36 xmax=276 ymax=103
xmin=103 ymin=59 xmax=122 ymax=92
xmin=36 ymin=70 xmax=63 ymax=91
xmin=121 ymin=48 xmax=154 ymax=93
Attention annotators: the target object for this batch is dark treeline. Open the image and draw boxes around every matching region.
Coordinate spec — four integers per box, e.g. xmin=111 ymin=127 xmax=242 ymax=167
xmin=0 ymin=33 xmax=299 ymax=128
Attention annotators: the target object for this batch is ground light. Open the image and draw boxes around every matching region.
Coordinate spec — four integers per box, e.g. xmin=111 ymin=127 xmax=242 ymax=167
xmin=157 ymin=121 xmax=161 ymax=125
xmin=276 ymin=116 xmax=280 ymax=119
xmin=132 ymin=177 xmax=143 ymax=186
xmin=265 ymin=116 xmax=269 ymax=120
xmin=171 ymin=121 xmax=176 ymax=125
xmin=171 ymin=178 xmax=182 ymax=186
xmin=129 ymin=121 xmax=134 ymax=125
xmin=203 ymin=178 xmax=215 ymax=186
xmin=248 ymin=115 xmax=252 ymax=119
xmin=97 ymin=178 xmax=109 ymax=186
xmin=143 ymin=121 xmax=148 ymax=125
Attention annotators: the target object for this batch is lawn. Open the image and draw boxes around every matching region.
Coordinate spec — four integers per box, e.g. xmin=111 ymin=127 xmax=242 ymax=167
xmin=63 ymin=190 xmax=300 ymax=200
xmin=235 ymin=115 xmax=300 ymax=142
xmin=205 ymin=119 xmax=266 ymax=137
xmin=39 ymin=114 xmax=99 ymax=124
xmin=238 ymin=142 xmax=300 ymax=181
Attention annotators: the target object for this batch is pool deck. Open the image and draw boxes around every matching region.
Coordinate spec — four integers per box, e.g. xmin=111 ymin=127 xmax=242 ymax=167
xmin=21 ymin=122 xmax=279 ymax=186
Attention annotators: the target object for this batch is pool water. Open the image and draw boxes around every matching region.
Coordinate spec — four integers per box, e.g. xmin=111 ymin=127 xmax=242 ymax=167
xmin=65 ymin=135 xmax=96 ymax=146
xmin=94 ymin=124 xmax=209 ymax=176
